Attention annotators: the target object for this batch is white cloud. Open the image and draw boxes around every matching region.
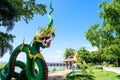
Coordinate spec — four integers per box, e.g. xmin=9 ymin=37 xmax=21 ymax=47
xmin=16 ymin=52 xmax=27 ymax=63
xmin=83 ymin=44 xmax=91 ymax=47
xmin=64 ymin=42 xmax=68 ymax=45
xmin=0 ymin=53 xmax=10 ymax=63
xmin=45 ymin=54 xmax=64 ymax=63
xmin=44 ymin=50 xmax=64 ymax=62
xmin=86 ymin=47 xmax=98 ymax=52
xmin=4 ymin=50 xmax=64 ymax=63
xmin=83 ymin=44 xmax=98 ymax=52
xmin=0 ymin=52 xmax=27 ymax=64
xmin=0 ymin=52 xmax=64 ymax=63
xmin=56 ymin=50 xmax=63 ymax=54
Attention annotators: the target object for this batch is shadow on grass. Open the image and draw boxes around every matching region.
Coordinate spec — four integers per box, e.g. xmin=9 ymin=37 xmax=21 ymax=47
xmin=66 ymin=72 xmax=95 ymax=80
xmin=48 ymin=76 xmax=67 ymax=80
xmin=116 ymin=75 xmax=120 ymax=79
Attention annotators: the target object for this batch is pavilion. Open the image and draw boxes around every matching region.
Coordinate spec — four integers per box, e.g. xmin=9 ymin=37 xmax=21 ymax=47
xmin=64 ymin=56 xmax=75 ymax=69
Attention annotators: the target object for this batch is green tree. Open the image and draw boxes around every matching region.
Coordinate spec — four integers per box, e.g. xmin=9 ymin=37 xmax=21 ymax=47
xmin=103 ymin=44 xmax=120 ymax=66
xmin=101 ymin=53 xmax=116 ymax=64
xmin=90 ymin=51 xmax=101 ymax=63
xmin=85 ymin=0 xmax=120 ymax=66
xmin=77 ymin=47 xmax=91 ymax=63
xmin=0 ymin=0 xmax=47 ymax=57
xmin=64 ymin=48 xmax=75 ymax=59
xmin=0 ymin=32 xmax=15 ymax=57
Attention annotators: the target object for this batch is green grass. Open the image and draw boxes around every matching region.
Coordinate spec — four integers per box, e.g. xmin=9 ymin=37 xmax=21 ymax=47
xmin=49 ymin=70 xmax=57 ymax=73
xmin=0 ymin=64 xmax=5 ymax=68
xmin=66 ymin=70 xmax=120 ymax=80
xmin=1 ymin=64 xmax=119 ymax=80
xmin=93 ymin=70 xmax=120 ymax=80
xmin=48 ymin=69 xmax=64 ymax=74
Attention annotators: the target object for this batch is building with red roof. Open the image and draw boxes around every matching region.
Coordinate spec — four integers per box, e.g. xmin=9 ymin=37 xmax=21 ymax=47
xmin=64 ymin=56 xmax=75 ymax=69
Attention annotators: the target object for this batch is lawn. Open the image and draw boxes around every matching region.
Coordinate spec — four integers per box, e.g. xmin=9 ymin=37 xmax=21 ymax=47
xmin=0 ymin=64 xmax=5 ymax=68
xmin=93 ymin=70 xmax=120 ymax=80
xmin=66 ymin=70 xmax=120 ymax=80
xmin=1 ymin=64 xmax=120 ymax=80
xmin=48 ymin=69 xmax=64 ymax=74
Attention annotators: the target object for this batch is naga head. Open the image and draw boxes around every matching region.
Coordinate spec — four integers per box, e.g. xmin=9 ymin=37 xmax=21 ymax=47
xmin=34 ymin=2 xmax=55 ymax=48
xmin=34 ymin=26 xmax=55 ymax=48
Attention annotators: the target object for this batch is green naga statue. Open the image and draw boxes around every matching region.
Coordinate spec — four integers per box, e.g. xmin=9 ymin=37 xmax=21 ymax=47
xmin=0 ymin=3 xmax=55 ymax=80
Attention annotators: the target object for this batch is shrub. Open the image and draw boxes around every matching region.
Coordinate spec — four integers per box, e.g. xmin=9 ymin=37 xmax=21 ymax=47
xmin=66 ymin=74 xmax=94 ymax=80
xmin=109 ymin=64 xmax=115 ymax=67
xmin=94 ymin=66 xmax=103 ymax=70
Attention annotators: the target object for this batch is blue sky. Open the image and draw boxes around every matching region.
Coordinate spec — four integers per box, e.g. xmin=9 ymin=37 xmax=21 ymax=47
xmin=0 ymin=0 xmax=109 ymax=63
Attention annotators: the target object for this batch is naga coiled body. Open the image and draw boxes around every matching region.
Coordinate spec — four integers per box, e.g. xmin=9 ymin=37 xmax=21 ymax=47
xmin=0 ymin=3 xmax=55 ymax=80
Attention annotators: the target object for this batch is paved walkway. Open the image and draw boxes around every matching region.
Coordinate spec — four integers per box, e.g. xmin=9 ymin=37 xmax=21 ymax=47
xmin=48 ymin=70 xmax=72 ymax=80
xmin=103 ymin=67 xmax=120 ymax=74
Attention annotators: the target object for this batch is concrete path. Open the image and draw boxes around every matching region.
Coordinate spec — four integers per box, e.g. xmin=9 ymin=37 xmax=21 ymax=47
xmin=103 ymin=67 xmax=120 ymax=74
xmin=48 ymin=70 xmax=72 ymax=80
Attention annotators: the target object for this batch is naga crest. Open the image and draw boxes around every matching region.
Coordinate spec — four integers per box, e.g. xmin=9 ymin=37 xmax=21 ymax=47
xmin=34 ymin=3 xmax=55 ymax=48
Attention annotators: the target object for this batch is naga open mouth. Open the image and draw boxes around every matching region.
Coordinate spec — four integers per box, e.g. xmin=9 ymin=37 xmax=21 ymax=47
xmin=40 ymin=35 xmax=53 ymax=47
xmin=44 ymin=37 xmax=52 ymax=47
